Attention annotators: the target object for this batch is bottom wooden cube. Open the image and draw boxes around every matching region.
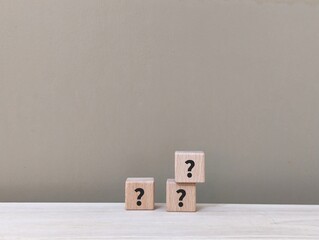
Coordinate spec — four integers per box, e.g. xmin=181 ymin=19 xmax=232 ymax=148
xmin=166 ymin=179 xmax=196 ymax=212
xmin=125 ymin=177 xmax=154 ymax=210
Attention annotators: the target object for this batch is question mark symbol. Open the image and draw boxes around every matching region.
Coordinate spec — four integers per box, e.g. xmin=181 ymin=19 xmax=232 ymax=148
xmin=135 ymin=188 xmax=144 ymax=206
xmin=185 ymin=160 xmax=195 ymax=178
xmin=176 ymin=189 xmax=186 ymax=207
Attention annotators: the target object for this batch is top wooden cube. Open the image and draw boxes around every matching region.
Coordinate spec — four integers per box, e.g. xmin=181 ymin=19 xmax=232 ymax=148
xmin=175 ymin=151 xmax=205 ymax=183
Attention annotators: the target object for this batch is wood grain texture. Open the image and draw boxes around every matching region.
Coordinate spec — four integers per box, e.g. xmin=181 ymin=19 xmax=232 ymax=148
xmin=0 ymin=203 xmax=318 ymax=239
xmin=166 ymin=179 xmax=196 ymax=212
xmin=175 ymin=151 xmax=205 ymax=183
xmin=125 ymin=177 xmax=154 ymax=210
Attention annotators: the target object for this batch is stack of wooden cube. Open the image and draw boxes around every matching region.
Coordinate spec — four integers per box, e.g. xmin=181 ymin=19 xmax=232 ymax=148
xmin=125 ymin=151 xmax=205 ymax=212
xmin=167 ymin=151 xmax=205 ymax=212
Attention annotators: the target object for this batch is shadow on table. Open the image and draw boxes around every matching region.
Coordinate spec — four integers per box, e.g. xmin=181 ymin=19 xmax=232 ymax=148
xmin=196 ymin=204 xmax=219 ymax=212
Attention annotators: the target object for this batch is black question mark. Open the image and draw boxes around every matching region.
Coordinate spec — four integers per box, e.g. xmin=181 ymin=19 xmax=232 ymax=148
xmin=185 ymin=160 xmax=195 ymax=178
xmin=176 ymin=189 xmax=186 ymax=207
xmin=135 ymin=188 xmax=144 ymax=206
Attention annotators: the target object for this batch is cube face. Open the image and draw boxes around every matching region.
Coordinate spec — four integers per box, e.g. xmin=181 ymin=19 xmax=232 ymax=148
xmin=175 ymin=151 xmax=205 ymax=183
xmin=166 ymin=179 xmax=196 ymax=212
xmin=125 ymin=178 xmax=154 ymax=210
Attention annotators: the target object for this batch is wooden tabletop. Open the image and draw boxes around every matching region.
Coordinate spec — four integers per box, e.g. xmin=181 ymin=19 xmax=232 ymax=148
xmin=0 ymin=203 xmax=318 ymax=239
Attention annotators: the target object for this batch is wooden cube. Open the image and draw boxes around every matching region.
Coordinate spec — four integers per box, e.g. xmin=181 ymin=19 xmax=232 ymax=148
xmin=125 ymin=178 xmax=154 ymax=210
xmin=175 ymin=151 xmax=205 ymax=183
xmin=166 ymin=179 xmax=196 ymax=212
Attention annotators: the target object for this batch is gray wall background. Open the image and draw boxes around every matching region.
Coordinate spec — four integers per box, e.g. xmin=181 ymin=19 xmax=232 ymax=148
xmin=1 ymin=0 xmax=319 ymax=204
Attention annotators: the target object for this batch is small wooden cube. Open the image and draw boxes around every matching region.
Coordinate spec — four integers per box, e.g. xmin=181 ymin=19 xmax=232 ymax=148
xmin=175 ymin=151 xmax=205 ymax=183
xmin=125 ymin=178 xmax=154 ymax=210
xmin=166 ymin=179 xmax=196 ymax=212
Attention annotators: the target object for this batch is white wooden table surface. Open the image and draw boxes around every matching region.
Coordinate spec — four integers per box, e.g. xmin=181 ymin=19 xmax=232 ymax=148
xmin=0 ymin=203 xmax=318 ymax=239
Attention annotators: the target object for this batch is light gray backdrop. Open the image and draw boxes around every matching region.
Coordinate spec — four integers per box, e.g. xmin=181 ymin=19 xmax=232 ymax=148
xmin=1 ymin=0 xmax=319 ymax=203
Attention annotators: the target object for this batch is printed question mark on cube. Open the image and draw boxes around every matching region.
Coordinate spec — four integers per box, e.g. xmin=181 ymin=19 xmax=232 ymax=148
xmin=185 ymin=160 xmax=195 ymax=178
xmin=135 ymin=188 xmax=144 ymax=206
xmin=176 ymin=189 xmax=186 ymax=207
